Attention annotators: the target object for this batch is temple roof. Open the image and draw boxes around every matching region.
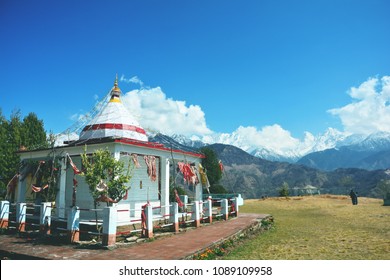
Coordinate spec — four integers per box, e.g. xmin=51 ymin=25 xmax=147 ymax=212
xmin=79 ymin=76 xmax=148 ymax=142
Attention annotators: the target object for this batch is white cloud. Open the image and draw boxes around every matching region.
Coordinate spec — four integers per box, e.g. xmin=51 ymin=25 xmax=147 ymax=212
xmin=121 ymin=87 xmax=213 ymax=137
xmin=234 ymin=125 xmax=300 ymax=153
xmin=118 ymin=78 xmax=339 ymax=157
xmin=204 ymin=124 xmax=312 ymax=156
xmin=328 ymin=76 xmax=390 ymax=135
xmin=120 ymin=75 xmax=144 ymax=88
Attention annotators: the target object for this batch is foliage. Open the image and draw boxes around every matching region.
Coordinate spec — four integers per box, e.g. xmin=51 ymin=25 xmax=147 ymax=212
xmin=192 ymin=239 xmax=234 ymax=260
xmin=200 ymin=147 xmax=222 ymax=186
xmin=21 ymin=113 xmax=48 ymax=150
xmin=81 ymin=148 xmax=132 ymax=204
xmin=278 ymin=182 xmax=289 ymax=197
xmin=0 ymin=109 xmax=48 ymax=197
xmin=207 ymin=144 xmax=389 ymax=199
xmin=209 ymin=184 xmax=228 ymax=194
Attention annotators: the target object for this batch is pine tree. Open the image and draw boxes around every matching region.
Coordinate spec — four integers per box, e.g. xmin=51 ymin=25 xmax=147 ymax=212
xmin=22 ymin=112 xmax=47 ymax=150
xmin=200 ymin=147 xmax=222 ymax=187
xmin=0 ymin=110 xmax=9 ymax=193
xmin=4 ymin=111 xmax=23 ymax=189
xmin=0 ymin=109 xmax=48 ymax=197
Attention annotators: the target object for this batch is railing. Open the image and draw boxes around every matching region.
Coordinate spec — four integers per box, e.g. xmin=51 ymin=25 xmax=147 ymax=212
xmin=0 ymin=197 xmax=240 ymax=246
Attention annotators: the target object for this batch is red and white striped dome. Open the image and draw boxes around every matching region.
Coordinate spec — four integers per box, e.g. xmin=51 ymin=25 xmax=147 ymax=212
xmin=79 ymin=76 xmax=148 ymax=142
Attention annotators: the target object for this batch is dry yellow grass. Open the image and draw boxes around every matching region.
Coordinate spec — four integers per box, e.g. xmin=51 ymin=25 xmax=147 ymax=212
xmin=225 ymin=195 xmax=390 ymax=260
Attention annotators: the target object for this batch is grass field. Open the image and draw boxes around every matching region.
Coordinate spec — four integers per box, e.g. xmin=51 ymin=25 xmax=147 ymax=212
xmin=224 ymin=195 xmax=390 ymax=260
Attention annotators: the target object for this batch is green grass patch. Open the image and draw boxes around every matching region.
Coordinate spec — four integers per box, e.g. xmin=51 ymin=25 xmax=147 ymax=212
xmin=224 ymin=195 xmax=390 ymax=260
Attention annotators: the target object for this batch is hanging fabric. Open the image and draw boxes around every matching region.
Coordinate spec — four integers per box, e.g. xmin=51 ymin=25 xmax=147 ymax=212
xmin=198 ymin=163 xmax=210 ymax=193
xmin=96 ymin=194 xmax=117 ymax=203
xmin=67 ymin=153 xmax=81 ymax=207
xmin=28 ymin=161 xmax=45 ymax=195
xmin=219 ymin=160 xmax=224 ymax=172
xmin=123 ymin=189 xmax=128 ymax=200
xmin=6 ymin=173 xmax=20 ymax=199
xmin=174 ymin=189 xmax=184 ymax=208
xmin=131 ymin=154 xmax=141 ymax=168
xmin=190 ymin=165 xmax=199 ymax=186
xmin=144 ymin=155 xmax=157 ymax=182
xmin=68 ymin=154 xmax=82 ymax=174
xmin=177 ymin=162 xmax=199 ymax=186
xmin=31 ymin=184 xmax=49 ymax=193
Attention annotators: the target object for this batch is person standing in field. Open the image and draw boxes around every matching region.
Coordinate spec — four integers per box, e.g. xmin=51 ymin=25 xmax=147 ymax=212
xmin=349 ymin=189 xmax=358 ymax=205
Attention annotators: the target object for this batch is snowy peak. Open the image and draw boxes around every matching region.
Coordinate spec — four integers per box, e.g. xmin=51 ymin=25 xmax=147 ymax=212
xmin=352 ymin=132 xmax=390 ymax=151
xmin=166 ymin=130 xmax=390 ymax=168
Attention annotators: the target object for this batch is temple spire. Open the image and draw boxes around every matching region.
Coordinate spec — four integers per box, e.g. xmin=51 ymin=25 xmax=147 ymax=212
xmin=110 ymin=74 xmax=122 ymax=102
xmin=114 ymin=74 xmax=119 ymax=88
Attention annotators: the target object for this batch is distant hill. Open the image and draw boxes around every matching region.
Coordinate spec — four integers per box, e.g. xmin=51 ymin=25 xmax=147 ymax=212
xmin=298 ymin=135 xmax=390 ymax=171
xmin=165 ymin=131 xmax=390 ymax=170
xmin=206 ymin=143 xmax=389 ymax=199
xmin=149 ymin=133 xmax=389 ymax=199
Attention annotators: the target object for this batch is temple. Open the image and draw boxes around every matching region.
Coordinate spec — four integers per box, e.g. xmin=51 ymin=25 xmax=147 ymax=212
xmin=14 ymin=77 xmax=206 ymax=225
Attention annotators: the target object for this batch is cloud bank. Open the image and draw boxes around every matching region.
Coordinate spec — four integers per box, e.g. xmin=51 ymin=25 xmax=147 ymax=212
xmin=118 ymin=75 xmax=390 ymax=157
xmin=328 ymin=76 xmax=390 ymax=135
xmin=121 ymin=87 xmax=213 ymax=136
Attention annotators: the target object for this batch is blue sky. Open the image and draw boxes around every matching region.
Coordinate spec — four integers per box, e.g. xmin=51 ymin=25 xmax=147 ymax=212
xmin=1 ymin=0 xmax=390 ymax=152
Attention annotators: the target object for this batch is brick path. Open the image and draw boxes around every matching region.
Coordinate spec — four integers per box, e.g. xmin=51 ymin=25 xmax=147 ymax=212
xmin=0 ymin=213 xmax=270 ymax=260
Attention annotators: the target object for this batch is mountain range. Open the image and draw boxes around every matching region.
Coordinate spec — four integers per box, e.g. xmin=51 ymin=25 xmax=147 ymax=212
xmin=165 ymin=130 xmax=390 ymax=171
xmin=149 ymin=133 xmax=390 ymax=199
xmin=297 ymin=132 xmax=390 ymax=171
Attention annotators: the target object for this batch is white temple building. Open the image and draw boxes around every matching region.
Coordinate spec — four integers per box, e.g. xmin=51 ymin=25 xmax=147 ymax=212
xmin=15 ymin=77 xmax=205 ymax=225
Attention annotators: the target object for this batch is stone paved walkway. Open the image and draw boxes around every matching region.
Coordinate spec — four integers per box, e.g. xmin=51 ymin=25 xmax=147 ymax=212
xmin=0 ymin=213 xmax=270 ymax=260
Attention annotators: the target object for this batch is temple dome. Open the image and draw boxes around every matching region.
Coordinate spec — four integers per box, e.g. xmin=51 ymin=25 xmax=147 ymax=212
xmin=79 ymin=76 xmax=148 ymax=142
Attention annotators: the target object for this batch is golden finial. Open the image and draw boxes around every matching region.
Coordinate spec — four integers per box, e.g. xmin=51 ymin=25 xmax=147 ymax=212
xmin=112 ymin=74 xmax=121 ymax=93
xmin=114 ymin=74 xmax=118 ymax=87
xmin=110 ymin=74 xmax=122 ymax=102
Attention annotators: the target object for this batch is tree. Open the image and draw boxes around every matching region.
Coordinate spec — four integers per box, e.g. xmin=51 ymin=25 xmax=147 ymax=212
xmin=0 ymin=110 xmax=8 ymax=195
xmin=0 ymin=111 xmax=23 ymax=197
xmin=278 ymin=182 xmax=289 ymax=197
xmin=0 ymin=109 xmax=49 ymax=198
xmin=209 ymin=184 xmax=227 ymax=194
xmin=22 ymin=112 xmax=47 ymax=150
xmin=81 ymin=148 xmax=132 ymax=205
xmin=200 ymin=147 xmax=222 ymax=186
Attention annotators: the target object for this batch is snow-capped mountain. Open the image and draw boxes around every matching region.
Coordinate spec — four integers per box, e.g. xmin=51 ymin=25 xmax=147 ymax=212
xmin=351 ymin=132 xmax=390 ymax=151
xmin=297 ymin=132 xmax=390 ymax=170
xmin=168 ymin=130 xmax=390 ymax=169
xmin=169 ymin=128 xmax=352 ymax=161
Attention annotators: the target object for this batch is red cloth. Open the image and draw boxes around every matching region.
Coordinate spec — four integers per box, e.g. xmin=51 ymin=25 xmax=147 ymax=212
xmin=174 ymin=189 xmax=184 ymax=208
xmin=131 ymin=154 xmax=141 ymax=168
xmin=219 ymin=160 xmax=224 ymax=172
xmin=96 ymin=194 xmax=117 ymax=203
xmin=31 ymin=185 xmax=42 ymax=193
xmin=123 ymin=189 xmax=128 ymax=200
xmin=68 ymin=155 xmax=81 ymax=174
xmin=31 ymin=184 xmax=48 ymax=193
xmin=144 ymin=155 xmax=157 ymax=181
xmin=177 ymin=162 xmax=198 ymax=185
